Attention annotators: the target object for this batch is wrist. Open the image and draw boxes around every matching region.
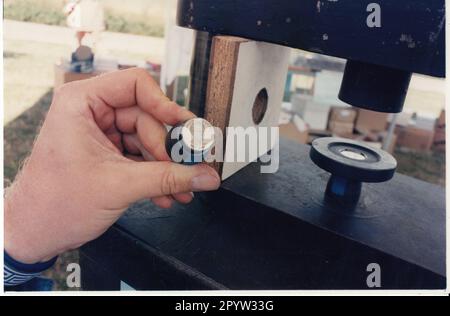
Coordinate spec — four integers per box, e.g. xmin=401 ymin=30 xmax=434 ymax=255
xmin=4 ymin=184 xmax=58 ymax=264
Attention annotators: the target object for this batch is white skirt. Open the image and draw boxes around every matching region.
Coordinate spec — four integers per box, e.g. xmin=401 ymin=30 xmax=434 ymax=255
xmin=66 ymin=0 xmax=105 ymax=32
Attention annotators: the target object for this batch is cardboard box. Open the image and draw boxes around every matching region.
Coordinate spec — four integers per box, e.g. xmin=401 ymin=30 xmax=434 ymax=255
xmin=279 ymin=115 xmax=309 ymax=144
xmin=341 ymin=132 xmax=397 ymax=154
xmin=290 ymin=93 xmax=311 ymax=116
xmin=436 ymin=109 xmax=445 ymax=128
xmin=434 ymin=128 xmax=445 ymax=142
xmin=433 ymin=127 xmax=445 ymax=152
xmin=328 ymin=106 xmax=357 ymax=136
xmin=313 ymin=70 xmax=347 ymax=106
xmin=432 ymin=110 xmax=445 ymax=152
xmin=307 ymin=129 xmax=332 ymax=144
xmin=279 ymin=123 xmax=309 ymax=144
xmin=329 ymin=121 xmax=354 ymax=136
xmin=396 ymin=126 xmax=435 ymax=151
xmin=55 ymin=58 xmax=161 ymax=89
xmin=278 ymin=109 xmax=292 ymax=125
xmin=415 ymin=113 xmax=436 ymax=131
xmin=303 ymin=101 xmax=331 ymax=131
xmin=54 ymin=63 xmax=98 ymax=88
xmin=329 ymin=107 xmax=357 ymax=123
xmin=355 ymin=109 xmax=388 ymax=133
xmin=291 ymin=93 xmax=331 ymax=130
xmin=54 ymin=58 xmax=119 ymax=88
xmin=389 ymin=110 xmax=414 ymax=127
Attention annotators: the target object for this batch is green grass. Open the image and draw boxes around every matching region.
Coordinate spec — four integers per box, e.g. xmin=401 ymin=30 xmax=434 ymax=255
xmin=394 ymin=148 xmax=445 ymax=187
xmin=4 ymin=0 xmax=66 ymax=25
xmin=103 ymin=10 xmax=164 ymax=37
xmin=4 ymin=0 xmax=165 ymax=37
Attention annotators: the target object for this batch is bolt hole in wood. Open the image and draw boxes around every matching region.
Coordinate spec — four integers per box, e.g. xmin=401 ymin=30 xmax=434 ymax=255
xmin=252 ymin=88 xmax=269 ymax=124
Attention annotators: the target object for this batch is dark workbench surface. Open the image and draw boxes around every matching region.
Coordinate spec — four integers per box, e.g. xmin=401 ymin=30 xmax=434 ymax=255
xmin=82 ymin=139 xmax=445 ymax=289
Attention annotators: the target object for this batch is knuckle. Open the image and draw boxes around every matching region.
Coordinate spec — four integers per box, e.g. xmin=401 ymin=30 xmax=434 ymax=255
xmin=160 ymin=167 xmax=179 ymax=195
xmin=132 ymin=67 xmax=152 ymax=81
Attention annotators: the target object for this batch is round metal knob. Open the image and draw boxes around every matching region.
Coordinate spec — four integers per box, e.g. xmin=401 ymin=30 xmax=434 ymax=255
xmin=310 ymin=137 xmax=397 ymax=205
xmin=165 ymin=118 xmax=215 ymax=165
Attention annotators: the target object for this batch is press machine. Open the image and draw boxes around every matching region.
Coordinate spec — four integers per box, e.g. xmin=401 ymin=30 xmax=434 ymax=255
xmin=80 ymin=0 xmax=446 ymax=290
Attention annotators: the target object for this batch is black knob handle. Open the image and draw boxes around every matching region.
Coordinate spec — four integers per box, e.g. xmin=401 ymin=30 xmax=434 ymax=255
xmin=310 ymin=137 xmax=397 ymax=206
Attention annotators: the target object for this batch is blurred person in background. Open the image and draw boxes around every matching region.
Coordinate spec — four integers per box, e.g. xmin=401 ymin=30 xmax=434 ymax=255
xmin=64 ymin=0 xmax=105 ymax=47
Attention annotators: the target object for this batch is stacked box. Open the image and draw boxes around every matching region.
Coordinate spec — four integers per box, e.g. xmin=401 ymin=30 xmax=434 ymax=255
xmin=355 ymin=109 xmax=389 ymax=133
xmin=328 ymin=106 xmax=357 ymax=136
xmin=279 ymin=115 xmax=309 ymax=144
xmin=291 ymin=93 xmax=331 ymax=131
xmin=433 ymin=110 xmax=445 ymax=152
xmin=396 ymin=125 xmax=435 ymax=151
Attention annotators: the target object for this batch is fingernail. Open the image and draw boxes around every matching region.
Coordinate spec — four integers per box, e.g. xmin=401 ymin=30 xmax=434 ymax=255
xmin=192 ymin=173 xmax=220 ymax=191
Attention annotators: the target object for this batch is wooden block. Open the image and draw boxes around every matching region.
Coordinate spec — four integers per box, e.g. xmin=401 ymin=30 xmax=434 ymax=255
xmin=204 ymin=36 xmax=290 ymax=180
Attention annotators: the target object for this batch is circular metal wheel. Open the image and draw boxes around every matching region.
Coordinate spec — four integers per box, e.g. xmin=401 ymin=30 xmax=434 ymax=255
xmin=310 ymin=137 xmax=397 ymax=183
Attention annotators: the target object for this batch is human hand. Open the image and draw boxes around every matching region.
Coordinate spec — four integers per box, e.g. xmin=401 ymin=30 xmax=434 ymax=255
xmin=4 ymin=68 xmax=220 ymax=264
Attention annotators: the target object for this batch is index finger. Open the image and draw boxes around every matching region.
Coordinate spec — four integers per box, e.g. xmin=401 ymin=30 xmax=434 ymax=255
xmin=83 ymin=68 xmax=195 ymax=125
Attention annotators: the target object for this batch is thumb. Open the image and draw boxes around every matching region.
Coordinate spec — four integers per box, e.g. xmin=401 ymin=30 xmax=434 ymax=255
xmin=117 ymin=161 xmax=221 ymax=204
